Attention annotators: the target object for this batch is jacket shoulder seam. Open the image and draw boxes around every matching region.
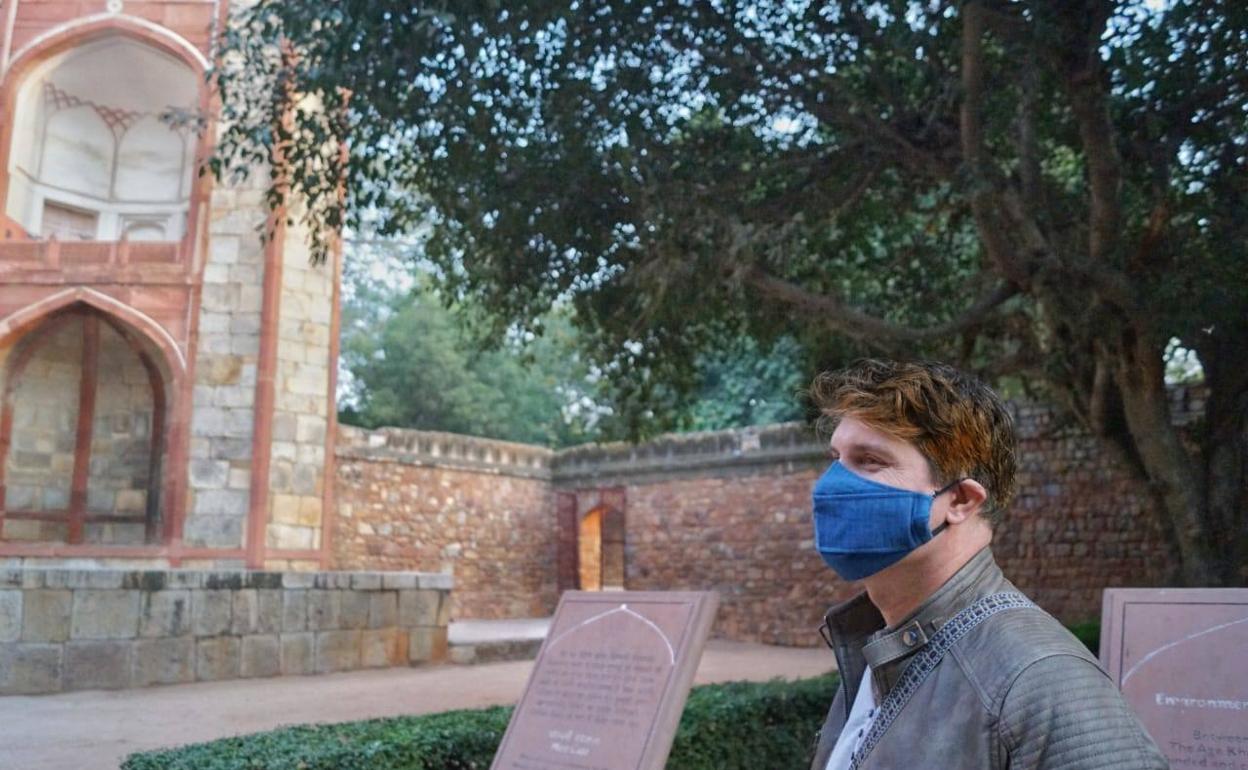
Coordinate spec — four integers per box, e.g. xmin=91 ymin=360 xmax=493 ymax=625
xmin=949 ymin=643 xmax=995 ymax=713
xmin=995 ymin=652 xmax=1113 ymax=753
xmin=970 ymin=609 xmax=1102 ymax=706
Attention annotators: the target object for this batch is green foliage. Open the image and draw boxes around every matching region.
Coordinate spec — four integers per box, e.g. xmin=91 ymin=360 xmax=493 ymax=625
xmin=213 ymin=0 xmax=1248 ymax=429
xmin=120 ymin=706 xmax=513 ymax=770
xmin=683 ymin=335 xmax=808 ymax=432
xmin=121 ymin=674 xmax=839 ymax=770
xmin=214 ymin=0 xmax=1248 ymax=577
xmin=339 ymin=247 xmax=813 ymax=443
xmin=339 ymin=274 xmax=598 ymax=447
xmin=667 ymin=675 xmax=836 ymax=768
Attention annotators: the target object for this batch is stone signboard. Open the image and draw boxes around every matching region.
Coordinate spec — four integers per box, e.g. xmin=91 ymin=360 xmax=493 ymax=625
xmin=1101 ymin=588 xmax=1248 ymax=770
xmin=491 ymin=590 xmax=719 ymax=770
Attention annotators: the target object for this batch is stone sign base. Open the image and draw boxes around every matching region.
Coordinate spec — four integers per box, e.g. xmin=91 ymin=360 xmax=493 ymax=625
xmin=0 ymin=568 xmax=452 ymax=695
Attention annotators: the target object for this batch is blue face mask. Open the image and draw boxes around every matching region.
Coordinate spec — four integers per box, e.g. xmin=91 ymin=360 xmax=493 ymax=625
xmin=811 ymin=462 xmax=963 ymax=581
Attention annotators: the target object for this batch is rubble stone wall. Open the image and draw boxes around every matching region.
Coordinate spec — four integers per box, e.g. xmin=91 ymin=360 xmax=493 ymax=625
xmin=333 ymin=427 xmax=557 ymax=620
xmin=333 ymin=392 xmax=1192 ymax=645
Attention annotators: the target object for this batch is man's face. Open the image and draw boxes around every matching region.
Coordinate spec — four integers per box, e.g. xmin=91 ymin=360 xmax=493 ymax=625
xmin=828 ymin=415 xmax=950 ymax=531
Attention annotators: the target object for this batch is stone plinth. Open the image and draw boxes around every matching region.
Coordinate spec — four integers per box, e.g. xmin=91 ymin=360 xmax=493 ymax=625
xmin=0 ymin=567 xmax=452 ymax=695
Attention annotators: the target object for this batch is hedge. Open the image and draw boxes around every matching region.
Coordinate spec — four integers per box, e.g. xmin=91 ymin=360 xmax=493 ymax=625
xmin=1066 ymin=621 xmax=1101 ymax=655
xmin=121 ymin=673 xmax=839 ymax=770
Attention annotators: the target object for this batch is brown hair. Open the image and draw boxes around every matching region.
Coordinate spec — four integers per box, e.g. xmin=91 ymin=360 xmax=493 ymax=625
xmin=811 ymin=359 xmax=1018 ymax=527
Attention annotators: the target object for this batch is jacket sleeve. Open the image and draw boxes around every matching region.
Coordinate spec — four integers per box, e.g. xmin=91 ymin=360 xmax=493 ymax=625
xmin=998 ymin=654 xmax=1169 ymax=770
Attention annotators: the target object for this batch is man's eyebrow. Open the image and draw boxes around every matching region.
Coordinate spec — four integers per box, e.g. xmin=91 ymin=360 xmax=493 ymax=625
xmin=830 ymin=441 xmax=898 ymax=459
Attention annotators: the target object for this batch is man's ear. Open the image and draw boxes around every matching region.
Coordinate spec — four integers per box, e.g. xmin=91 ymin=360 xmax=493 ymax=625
xmin=946 ymin=479 xmax=988 ymax=523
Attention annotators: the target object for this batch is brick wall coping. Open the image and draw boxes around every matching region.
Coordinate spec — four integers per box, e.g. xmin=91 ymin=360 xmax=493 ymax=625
xmin=336 ymin=422 xmax=828 ymax=485
xmin=551 ymin=421 xmax=827 ymax=485
xmin=336 ymin=425 xmax=553 ymax=480
xmin=1 ymin=567 xmax=453 ymax=591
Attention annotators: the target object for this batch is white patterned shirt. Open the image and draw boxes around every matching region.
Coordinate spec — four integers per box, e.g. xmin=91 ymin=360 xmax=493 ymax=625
xmin=825 ymin=665 xmax=878 ymax=770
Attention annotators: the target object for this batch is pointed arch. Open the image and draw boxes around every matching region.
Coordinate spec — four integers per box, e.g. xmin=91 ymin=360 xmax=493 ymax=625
xmin=546 ymin=603 xmax=677 ymax=665
xmin=0 ymin=287 xmax=186 ymax=374
xmin=0 ymin=299 xmax=176 ymax=545
xmin=0 ymin=15 xmax=212 ymax=251
xmin=3 ymin=14 xmax=209 ymax=87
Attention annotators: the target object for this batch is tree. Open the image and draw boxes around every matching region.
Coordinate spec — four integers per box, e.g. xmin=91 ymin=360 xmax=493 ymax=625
xmin=683 ymin=334 xmax=808 ymax=432
xmin=213 ymin=1 xmax=1248 ymax=585
xmin=339 ymin=243 xmax=809 ymax=442
xmin=338 ymin=251 xmax=600 ymax=446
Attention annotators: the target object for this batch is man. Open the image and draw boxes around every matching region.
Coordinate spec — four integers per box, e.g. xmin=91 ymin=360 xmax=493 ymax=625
xmin=808 ymin=360 xmax=1167 ymax=770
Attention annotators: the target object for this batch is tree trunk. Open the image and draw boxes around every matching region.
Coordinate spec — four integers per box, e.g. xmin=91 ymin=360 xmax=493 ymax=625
xmin=1203 ymin=389 xmax=1248 ymax=584
xmin=1199 ymin=332 xmax=1248 ymax=584
xmin=1109 ymin=324 xmax=1223 ymax=585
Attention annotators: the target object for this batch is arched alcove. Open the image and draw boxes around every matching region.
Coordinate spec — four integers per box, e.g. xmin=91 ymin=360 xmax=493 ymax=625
xmin=0 ymin=304 xmax=171 ymax=545
xmin=4 ymin=34 xmax=197 ymax=241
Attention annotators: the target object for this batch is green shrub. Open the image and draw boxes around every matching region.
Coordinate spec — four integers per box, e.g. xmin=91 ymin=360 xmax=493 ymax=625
xmin=1067 ymin=621 xmax=1101 ymax=655
xmin=120 ymin=706 xmax=514 ymax=770
xmin=122 ymin=674 xmax=838 ymax=770
xmin=667 ymin=675 xmax=836 ymax=769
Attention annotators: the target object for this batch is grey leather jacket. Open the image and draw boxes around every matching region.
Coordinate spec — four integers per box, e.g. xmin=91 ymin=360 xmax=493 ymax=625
xmin=810 ymin=548 xmax=1168 ymax=770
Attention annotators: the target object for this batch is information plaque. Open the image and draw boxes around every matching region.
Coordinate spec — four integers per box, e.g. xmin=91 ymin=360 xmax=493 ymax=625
xmin=491 ymin=590 xmax=719 ymax=770
xmin=1101 ymin=588 xmax=1248 ymax=769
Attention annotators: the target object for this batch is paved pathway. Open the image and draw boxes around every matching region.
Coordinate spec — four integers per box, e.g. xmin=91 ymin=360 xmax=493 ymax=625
xmin=0 ymin=640 xmax=834 ymax=770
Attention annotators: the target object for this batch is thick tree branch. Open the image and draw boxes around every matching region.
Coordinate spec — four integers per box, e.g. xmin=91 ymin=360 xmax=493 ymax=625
xmin=1017 ymin=59 xmax=1042 ymax=214
xmin=1066 ymin=74 xmax=1123 ymax=265
xmin=807 ymin=86 xmax=957 ymax=180
xmin=750 ymin=162 xmax=879 ymax=225
xmin=744 ymin=266 xmax=1019 ymax=345
xmin=979 ymin=3 xmax=1030 ymax=42
xmin=959 ymin=2 xmax=1034 ymax=288
xmin=960 ymin=4 xmax=988 ymax=169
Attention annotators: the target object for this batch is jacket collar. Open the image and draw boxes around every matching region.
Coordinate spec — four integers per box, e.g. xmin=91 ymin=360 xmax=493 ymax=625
xmin=822 ymin=546 xmax=1005 ymax=705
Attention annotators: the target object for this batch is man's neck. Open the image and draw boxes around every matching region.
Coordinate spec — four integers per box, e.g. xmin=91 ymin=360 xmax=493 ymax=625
xmin=863 ymin=536 xmax=991 ymax=627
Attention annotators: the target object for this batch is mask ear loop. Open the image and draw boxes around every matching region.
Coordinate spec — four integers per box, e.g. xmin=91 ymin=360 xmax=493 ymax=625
xmin=929 ymin=478 xmax=968 ymax=537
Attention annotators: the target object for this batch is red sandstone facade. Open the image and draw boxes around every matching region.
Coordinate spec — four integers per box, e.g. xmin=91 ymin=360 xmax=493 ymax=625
xmin=0 ymin=1 xmax=341 ymax=571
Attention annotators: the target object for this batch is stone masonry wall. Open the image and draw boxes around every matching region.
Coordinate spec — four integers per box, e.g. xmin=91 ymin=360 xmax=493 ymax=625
xmin=185 ymin=184 xmax=268 ymax=551
xmin=555 ymin=411 xmax=1177 ymax=646
xmin=0 ymin=566 xmax=451 ymax=695
xmin=86 ymin=322 xmax=155 ymax=544
xmin=993 ymin=401 xmax=1178 ymax=622
xmin=2 ymin=320 xmax=158 ymax=546
xmin=2 ymin=322 xmax=80 ymax=541
xmin=332 ymin=393 xmax=1193 ymax=647
xmin=619 ymin=471 xmax=836 ymax=647
xmin=555 ymin=424 xmax=845 ymax=647
xmin=333 ymin=427 xmax=557 ymax=620
xmin=265 ymin=224 xmax=334 ymax=557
